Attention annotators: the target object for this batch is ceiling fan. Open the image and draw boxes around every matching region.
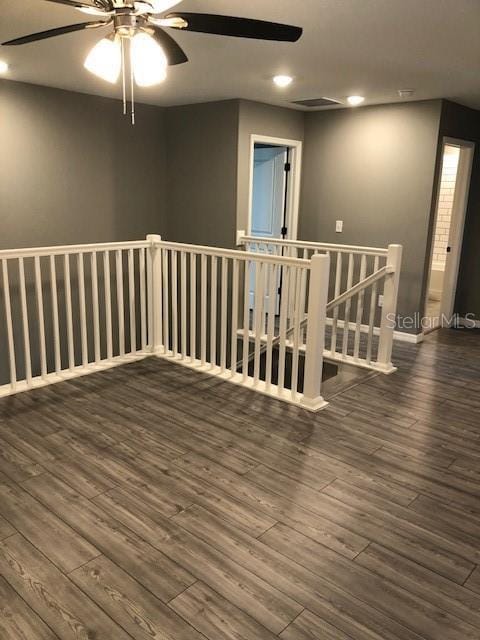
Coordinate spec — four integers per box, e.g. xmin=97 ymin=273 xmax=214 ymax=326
xmin=2 ymin=1 xmax=303 ymax=122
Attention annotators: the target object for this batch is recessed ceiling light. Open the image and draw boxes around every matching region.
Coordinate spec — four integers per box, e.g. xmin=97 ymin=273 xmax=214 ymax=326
xmin=273 ymin=75 xmax=293 ymax=88
xmin=347 ymin=95 xmax=365 ymax=106
xmin=0 ymin=60 xmax=9 ymax=74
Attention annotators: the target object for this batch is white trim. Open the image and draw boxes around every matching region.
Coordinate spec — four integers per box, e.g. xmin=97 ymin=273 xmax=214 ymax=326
xmin=0 ymin=240 xmax=150 ymax=260
xmin=0 ymin=352 xmax=150 ymax=399
xmin=246 ymin=134 xmax=303 ymax=241
xmin=238 ymin=235 xmax=388 ymax=257
xmin=426 ymin=138 xmax=474 ymax=321
xmin=441 ymin=138 xmax=474 ymax=318
xmin=325 ymin=317 xmax=423 ymax=344
xmin=456 ymin=317 xmax=480 ymax=329
xmin=154 ymin=351 xmax=328 ymax=412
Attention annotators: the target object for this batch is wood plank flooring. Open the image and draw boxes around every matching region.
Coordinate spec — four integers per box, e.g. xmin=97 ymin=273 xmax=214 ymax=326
xmin=0 ymin=327 xmax=480 ymax=639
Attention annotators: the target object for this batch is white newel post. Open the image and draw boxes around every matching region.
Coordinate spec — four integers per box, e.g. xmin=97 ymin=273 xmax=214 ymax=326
xmin=302 ymin=253 xmax=330 ymax=411
xmin=147 ymin=234 xmax=163 ymax=353
xmin=377 ymin=244 xmax=403 ymax=372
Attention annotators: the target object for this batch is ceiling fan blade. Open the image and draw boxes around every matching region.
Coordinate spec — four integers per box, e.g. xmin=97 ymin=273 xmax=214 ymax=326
xmin=165 ymin=12 xmax=302 ymax=42
xmin=145 ymin=24 xmax=188 ymax=65
xmin=2 ymin=21 xmax=110 ymax=46
xmin=43 ymin=0 xmax=111 ymax=12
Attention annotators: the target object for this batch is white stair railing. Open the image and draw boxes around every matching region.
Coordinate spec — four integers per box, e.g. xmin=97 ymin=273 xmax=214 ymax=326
xmin=0 ymin=240 xmax=152 ymax=397
xmin=239 ymin=235 xmax=402 ymax=373
xmin=149 ymin=238 xmax=330 ymax=411
xmin=0 ymin=236 xmax=331 ymax=411
xmin=0 ymin=234 xmax=400 ymax=407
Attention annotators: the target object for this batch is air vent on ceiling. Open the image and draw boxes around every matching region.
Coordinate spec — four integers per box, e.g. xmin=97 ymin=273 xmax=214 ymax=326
xmin=291 ymin=97 xmax=341 ymax=108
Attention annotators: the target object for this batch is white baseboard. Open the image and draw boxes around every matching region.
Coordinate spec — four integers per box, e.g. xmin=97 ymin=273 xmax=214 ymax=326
xmin=325 ymin=318 xmax=423 ymax=344
xmin=457 ymin=317 xmax=480 ymax=329
xmin=0 ymin=352 xmax=151 ymax=399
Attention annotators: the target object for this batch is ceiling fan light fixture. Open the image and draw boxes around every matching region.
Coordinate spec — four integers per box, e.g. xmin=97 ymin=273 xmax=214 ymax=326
xmin=139 ymin=0 xmax=183 ymax=13
xmin=78 ymin=7 xmax=108 ymax=16
xmin=84 ymin=35 xmax=121 ymax=84
xmin=131 ymin=32 xmax=167 ymax=87
xmin=0 ymin=60 xmax=9 ymax=74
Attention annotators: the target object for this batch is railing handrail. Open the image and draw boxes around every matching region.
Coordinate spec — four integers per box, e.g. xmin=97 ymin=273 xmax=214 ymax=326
xmin=157 ymin=240 xmax=310 ymax=268
xmin=0 ymin=238 xmax=311 ymax=268
xmin=0 ymin=240 xmax=150 ymax=259
xmin=239 ymin=235 xmax=389 ymax=257
xmin=326 ymin=266 xmax=389 ymax=311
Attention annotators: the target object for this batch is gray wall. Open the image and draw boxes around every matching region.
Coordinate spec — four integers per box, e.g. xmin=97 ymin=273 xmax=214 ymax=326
xmin=236 ymin=99 xmax=305 ymax=233
xmin=437 ymin=100 xmax=480 ymax=320
xmin=165 ymin=100 xmax=240 ymax=248
xmin=299 ymin=100 xmax=443 ymax=331
xmin=0 ymin=79 xmax=167 ymax=249
xmin=0 ymin=79 xmax=167 ymax=384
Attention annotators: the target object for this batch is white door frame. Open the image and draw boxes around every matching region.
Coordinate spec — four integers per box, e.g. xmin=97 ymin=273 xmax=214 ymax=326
xmin=247 ymin=134 xmax=303 ymax=240
xmin=427 ymin=137 xmax=474 ymax=321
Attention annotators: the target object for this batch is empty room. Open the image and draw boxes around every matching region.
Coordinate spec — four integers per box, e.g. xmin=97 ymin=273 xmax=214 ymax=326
xmin=1 ymin=1 xmax=480 ymax=639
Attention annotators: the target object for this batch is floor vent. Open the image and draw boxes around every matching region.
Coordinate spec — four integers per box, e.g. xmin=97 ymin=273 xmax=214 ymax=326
xmin=291 ymin=97 xmax=341 ymax=108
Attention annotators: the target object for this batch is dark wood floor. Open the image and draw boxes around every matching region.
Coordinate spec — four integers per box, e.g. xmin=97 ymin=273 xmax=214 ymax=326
xmin=1 ymin=328 xmax=480 ymax=640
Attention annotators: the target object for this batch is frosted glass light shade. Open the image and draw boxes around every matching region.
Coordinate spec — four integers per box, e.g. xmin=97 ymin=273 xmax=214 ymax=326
xmin=84 ymin=37 xmax=121 ymax=84
xmin=131 ymin=32 xmax=167 ymax=87
xmin=142 ymin=0 xmax=182 ymax=12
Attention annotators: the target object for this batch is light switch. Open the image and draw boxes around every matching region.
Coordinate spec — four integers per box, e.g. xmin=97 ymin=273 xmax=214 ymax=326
xmin=335 ymin=220 xmax=343 ymax=233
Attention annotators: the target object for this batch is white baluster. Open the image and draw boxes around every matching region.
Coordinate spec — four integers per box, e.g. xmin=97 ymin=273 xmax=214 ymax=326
xmin=34 ymin=256 xmax=47 ymax=378
xmin=265 ymin=262 xmax=277 ymax=390
xmin=139 ymin=248 xmax=147 ymax=352
xmin=2 ymin=260 xmax=17 ymax=390
xmin=170 ymin=249 xmax=178 ymax=356
xmin=253 ymin=261 xmax=265 ymax=385
xmin=331 ymin=252 xmax=342 ymax=354
xmin=162 ymin=248 xmax=170 ymax=355
xmin=230 ymin=258 xmax=239 ymax=375
xmin=190 ymin=252 xmax=196 ymax=362
xmin=18 ymin=258 xmax=32 ymax=385
xmin=220 ymin=257 xmax=228 ymax=373
xmin=201 ymin=254 xmax=207 ymax=366
xmin=366 ymin=255 xmax=379 ymax=364
xmin=242 ymin=259 xmax=251 ymax=382
xmin=128 ymin=248 xmax=136 ymax=354
xmin=210 ymin=255 xmax=218 ymax=368
xmin=49 ymin=255 xmax=61 ymax=374
xmin=342 ymin=253 xmax=354 ymax=357
xmin=180 ymin=251 xmax=187 ymax=359
xmin=277 ymin=266 xmax=291 ymax=392
xmin=116 ymin=250 xmax=125 ymax=357
xmin=103 ymin=251 xmax=113 ymax=360
xmin=291 ymin=268 xmax=303 ymax=399
xmin=64 ymin=254 xmax=75 ymax=371
xmin=354 ymin=253 xmax=367 ymax=359
xmin=91 ymin=253 xmax=101 ymax=363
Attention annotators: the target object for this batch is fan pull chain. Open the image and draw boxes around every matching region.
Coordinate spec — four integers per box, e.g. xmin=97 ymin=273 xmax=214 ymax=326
xmin=121 ymin=37 xmax=126 ymax=116
xmin=130 ymin=38 xmax=135 ymax=126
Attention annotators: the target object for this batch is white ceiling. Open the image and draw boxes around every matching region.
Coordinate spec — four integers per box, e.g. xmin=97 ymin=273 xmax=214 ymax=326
xmin=1 ymin=0 xmax=480 ymax=110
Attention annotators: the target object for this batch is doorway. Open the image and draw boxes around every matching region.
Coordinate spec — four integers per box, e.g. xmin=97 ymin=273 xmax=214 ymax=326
xmin=251 ymin=144 xmax=289 ymax=240
xmin=424 ymin=138 xmax=474 ymax=331
xmin=247 ymin=135 xmax=302 ymax=310
xmin=247 ymin=134 xmax=302 ymax=242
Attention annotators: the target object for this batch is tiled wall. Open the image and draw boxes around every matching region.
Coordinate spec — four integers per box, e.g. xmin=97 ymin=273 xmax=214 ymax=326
xmin=431 ymin=147 xmax=460 ymax=270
